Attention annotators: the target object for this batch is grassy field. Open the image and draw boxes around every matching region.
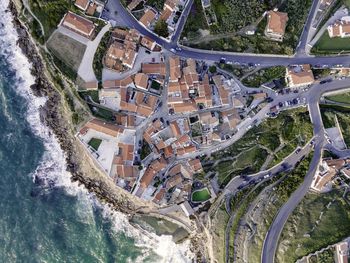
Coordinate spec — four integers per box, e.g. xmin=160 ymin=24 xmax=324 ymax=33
xmin=312 ymin=32 xmax=350 ymax=54
xmin=320 ymin=104 xmax=350 ymax=146
xmin=276 ymin=190 xmax=350 ymax=263
xmin=192 ymin=188 xmax=211 ymax=202
xmin=242 ymin=66 xmax=286 ymax=87
xmin=47 ymin=32 xmax=86 ymax=71
xmin=204 ymin=108 xmax=313 ymax=187
xmin=88 ymin=138 xmax=102 ymax=150
xmin=211 ymin=204 xmax=230 ymax=263
xmin=326 ymin=92 xmax=350 ymax=105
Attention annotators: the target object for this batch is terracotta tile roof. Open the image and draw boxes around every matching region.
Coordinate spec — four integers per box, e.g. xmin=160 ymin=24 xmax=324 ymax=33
xmin=61 ymin=12 xmax=95 ymax=38
xmin=141 ymin=63 xmax=166 ymax=75
xmin=166 ymin=174 xmax=182 ymax=189
xmin=140 ymin=9 xmax=156 ymax=27
xmin=86 ymin=3 xmax=97 ymax=16
xmin=169 ymin=56 xmax=182 ymax=81
xmin=75 ymin=0 xmax=89 ymax=10
xmin=103 ymin=76 xmax=133 ymax=88
xmin=84 ymin=118 xmax=123 ymax=137
xmin=164 ymin=0 xmax=180 ymax=11
xmin=153 ymin=188 xmax=166 ymax=203
xmin=134 ymin=73 xmax=149 ymax=90
xmin=160 ymin=7 xmax=172 ymax=21
xmin=140 ymin=167 xmax=157 ymax=188
xmin=287 ymin=64 xmax=315 ymax=87
xmin=140 ymin=36 xmax=156 ymax=50
xmin=164 ymin=145 xmax=174 ymax=158
xmin=266 ymin=11 xmax=288 ymax=35
xmin=127 ymin=0 xmax=143 ymax=11
xmin=173 ymin=102 xmax=197 ymax=113
xmin=117 ymin=143 xmax=134 ymax=162
xmin=170 ymin=121 xmax=182 ymax=138
xmin=188 ymin=159 xmax=203 ymax=173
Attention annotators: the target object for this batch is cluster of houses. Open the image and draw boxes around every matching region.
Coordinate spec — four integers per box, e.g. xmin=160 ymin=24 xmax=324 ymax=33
xmin=311 ymin=157 xmax=350 ymax=192
xmin=128 ymin=0 xmax=187 ymax=37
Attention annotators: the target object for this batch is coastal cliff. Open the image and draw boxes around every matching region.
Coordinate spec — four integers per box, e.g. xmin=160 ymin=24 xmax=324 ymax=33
xmin=8 ymin=2 xmax=211 ymax=261
xmin=8 ymin=0 xmax=147 ymax=216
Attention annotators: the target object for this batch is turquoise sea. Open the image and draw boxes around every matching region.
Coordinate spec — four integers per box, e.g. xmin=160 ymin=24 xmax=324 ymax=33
xmin=0 ymin=2 xmax=191 ymax=262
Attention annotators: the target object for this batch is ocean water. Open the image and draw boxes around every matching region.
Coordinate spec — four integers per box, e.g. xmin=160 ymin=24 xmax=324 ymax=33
xmin=0 ymin=2 xmax=192 ymax=262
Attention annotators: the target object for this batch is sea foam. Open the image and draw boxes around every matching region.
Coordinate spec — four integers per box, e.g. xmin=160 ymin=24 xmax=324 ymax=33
xmin=0 ymin=1 xmax=193 ymax=262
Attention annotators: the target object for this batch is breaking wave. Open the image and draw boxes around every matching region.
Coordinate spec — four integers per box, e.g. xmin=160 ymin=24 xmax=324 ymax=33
xmin=0 ymin=1 xmax=193 ymax=262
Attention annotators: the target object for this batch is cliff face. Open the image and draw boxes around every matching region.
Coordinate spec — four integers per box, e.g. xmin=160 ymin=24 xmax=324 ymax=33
xmin=8 ymin=1 xmax=147 ymax=215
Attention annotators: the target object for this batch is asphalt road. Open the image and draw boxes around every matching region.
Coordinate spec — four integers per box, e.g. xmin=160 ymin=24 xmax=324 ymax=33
xmin=295 ymin=0 xmax=320 ymax=56
xmin=101 ymin=2 xmax=350 ymax=261
xmin=260 ymin=78 xmax=350 ymax=263
xmin=104 ymin=0 xmax=350 ymax=67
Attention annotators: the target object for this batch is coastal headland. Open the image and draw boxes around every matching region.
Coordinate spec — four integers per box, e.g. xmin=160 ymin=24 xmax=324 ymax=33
xmin=8 ymin=0 xmax=205 ymax=260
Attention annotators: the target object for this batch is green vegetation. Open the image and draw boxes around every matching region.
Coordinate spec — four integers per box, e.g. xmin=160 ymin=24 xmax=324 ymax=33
xmin=93 ymin=30 xmax=111 ymax=82
xmin=88 ymin=104 xmax=115 ymax=121
xmin=140 ymin=140 xmax=152 ymax=160
xmin=211 ymin=204 xmax=230 ymax=263
xmin=182 ymin=0 xmax=312 ymax=54
xmin=181 ymin=0 xmax=208 ymax=40
xmin=244 ymin=154 xmax=312 ymax=262
xmin=146 ymin=0 xmax=166 ymax=11
xmin=154 ymin=19 xmax=169 ymax=37
xmin=326 ymin=92 xmax=350 ymax=105
xmin=204 ymin=108 xmax=313 ymax=187
xmin=312 ymin=32 xmax=350 ymax=54
xmin=150 ymin=80 xmax=161 ymax=90
xmin=79 ymin=90 xmax=100 ymax=103
xmin=29 ymin=0 xmax=74 ymax=40
xmin=320 ymin=104 xmax=350 ymax=146
xmin=209 ymin=65 xmax=217 ymax=73
xmin=192 ymin=188 xmax=211 ymax=202
xmin=228 ymin=154 xmax=312 ymax=262
xmin=277 ymin=190 xmax=350 ymax=263
xmin=242 ymin=66 xmax=285 ymax=87
xmin=88 ymin=138 xmax=102 ymax=151
xmin=311 ymin=248 xmax=335 ymax=263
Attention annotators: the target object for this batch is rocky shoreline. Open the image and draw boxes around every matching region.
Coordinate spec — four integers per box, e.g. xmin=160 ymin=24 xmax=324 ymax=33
xmin=8 ymin=0 xmax=140 ymax=216
xmin=8 ymin=2 xmax=210 ymax=261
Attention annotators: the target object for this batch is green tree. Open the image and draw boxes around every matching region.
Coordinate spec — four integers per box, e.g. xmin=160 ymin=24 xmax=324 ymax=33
xmin=154 ymin=19 xmax=169 ymax=37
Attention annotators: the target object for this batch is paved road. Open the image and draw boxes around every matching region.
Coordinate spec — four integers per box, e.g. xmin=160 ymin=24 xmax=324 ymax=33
xmin=261 ymin=78 xmax=350 ymax=263
xmin=104 ymin=0 xmax=350 ymax=67
xmin=295 ymin=0 xmax=320 ymax=56
xmin=78 ymin=23 xmax=111 ymax=82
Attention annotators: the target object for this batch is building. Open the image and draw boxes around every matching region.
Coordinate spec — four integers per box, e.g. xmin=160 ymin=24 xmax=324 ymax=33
xmin=285 ymin=64 xmax=315 ymax=88
xmin=140 ymin=9 xmax=157 ymax=28
xmin=60 ymin=12 xmax=95 ymax=39
xmin=104 ymin=42 xmax=137 ymax=70
xmin=134 ymin=73 xmax=149 ymax=90
xmin=75 ymin=0 xmax=90 ymax=11
xmin=265 ymin=11 xmax=289 ymax=41
xmin=140 ymin=36 xmax=156 ymax=51
xmin=328 ymin=16 xmax=350 ymax=38
xmin=335 ymin=241 xmax=349 ymax=263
